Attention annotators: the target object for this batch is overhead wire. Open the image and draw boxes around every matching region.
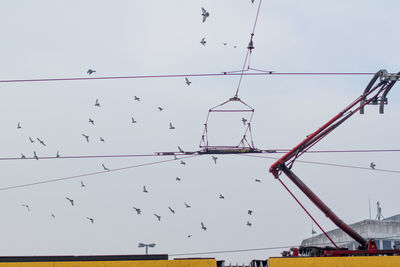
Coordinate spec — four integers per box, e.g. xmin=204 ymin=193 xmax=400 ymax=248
xmin=0 ymin=154 xmax=200 ymax=191
xmin=0 ymin=72 xmax=377 ymax=84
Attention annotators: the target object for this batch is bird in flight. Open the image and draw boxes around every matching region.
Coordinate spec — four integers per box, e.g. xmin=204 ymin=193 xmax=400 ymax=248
xmin=246 ymin=221 xmax=252 ymax=227
xmin=185 ymin=77 xmax=191 ymax=86
xmin=184 ymin=202 xmax=191 ymax=208
xmin=200 ymin=37 xmax=206 ymax=46
xmin=17 ymin=122 xmax=21 ymax=129
xmin=248 ymin=210 xmax=253 ymax=215
xmin=180 ymin=160 xmax=186 ymax=166
xmin=222 ymin=42 xmax=227 ymax=46
xmin=100 ymin=137 xmax=105 ymax=142
xmin=219 ymin=194 xmax=225 ymax=199
xmin=89 ymin=118 xmax=94 ymax=125
xmin=201 ymin=7 xmax=209 ymax=23
xmin=29 ymin=137 xmax=34 ymax=143
xmin=82 ymin=134 xmax=89 ymax=143
xmin=22 ymin=204 xmax=30 ymax=211
xmin=87 ymin=69 xmax=96 ymax=75
xmin=176 ymin=177 xmax=181 ymax=181
xmin=169 ymin=122 xmax=175 ymax=129
xmin=86 ymin=217 xmax=94 ymax=224
xmin=158 ymin=106 xmax=163 ymax=111
xmin=143 ymin=186 xmax=148 ymax=193
xmin=102 ymin=164 xmax=110 ymax=171
xmin=21 ymin=153 xmax=26 ymax=159
xmin=168 ymin=206 xmax=175 ymax=214
xmin=255 ymin=178 xmax=261 ymax=183
xmin=154 ymin=214 xmax=161 ymax=221
xmin=212 ymin=156 xmax=218 ymax=164
xmin=66 ymin=197 xmax=74 ymax=206
xmin=37 ymin=138 xmax=46 ymax=146
xmin=187 ymin=234 xmax=192 ymax=238
xmin=370 ymin=162 xmax=376 ymax=169
xmin=242 ymin=117 xmax=248 ymax=125
xmin=51 ymin=214 xmax=56 ymax=219
xmin=95 ymin=99 xmax=101 ymax=107
xmin=201 ymin=222 xmax=207 ymax=231
xmin=134 ymin=96 xmax=140 ymax=101
xmin=56 ymin=151 xmax=60 ymax=158
xmin=132 ymin=117 xmax=137 ymax=124
xmin=133 ymin=207 xmax=141 ymax=215
xmin=81 ymin=181 xmax=86 ymax=187
xmin=33 ymin=151 xmax=39 ymax=160
xmin=251 ymin=0 xmax=255 ymax=3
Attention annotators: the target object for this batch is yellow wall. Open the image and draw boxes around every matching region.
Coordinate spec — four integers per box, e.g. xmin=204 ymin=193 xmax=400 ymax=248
xmin=269 ymin=256 xmax=400 ymax=267
xmin=0 ymin=259 xmax=216 ymax=267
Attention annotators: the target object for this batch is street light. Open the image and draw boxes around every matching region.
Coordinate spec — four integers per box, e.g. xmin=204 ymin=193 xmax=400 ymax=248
xmin=138 ymin=243 xmax=156 ymax=255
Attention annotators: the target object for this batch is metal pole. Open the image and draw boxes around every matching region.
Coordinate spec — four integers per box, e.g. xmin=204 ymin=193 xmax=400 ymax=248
xmin=145 ymin=245 xmax=148 ymax=255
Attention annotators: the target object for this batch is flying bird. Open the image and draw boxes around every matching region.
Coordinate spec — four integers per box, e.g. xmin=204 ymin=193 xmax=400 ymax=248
xmin=51 ymin=214 xmax=56 ymax=219
xmin=370 ymin=162 xmax=376 ymax=169
xmin=180 ymin=160 xmax=186 ymax=166
xmin=248 ymin=210 xmax=253 ymax=215
xmin=87 ymin=69 xmax=96 ymax=75
xmin=17 ymin=122 xmax=21 ymax=129
xmin=29 ymin=137 xmax=34 ymax=143
xmin=82 ymin=134 xmax=89 ymax=143
xmin=102 ymin=164 xmax=110 ymax=171
xmin=81 ymin=181 xmax=86 ymax=187
xmin=222 ymin=42 xmax=227 ymax=46
xmin=65 ymin=197 xmax=74 ymax=206
xmin=133 ymin=207 xmax=141 ymax=215
xmin=95 ymin=99 xmax=101 ymax=107
xmin=100 ymin=137 xmax=105 ymax=142
xmin=201 ymin=7 xmax=209 ymax=23
xmin=242 ymin=117 xmax=248 ymax=125
xmin=187 ymin=234 xmax=192 ymax=238
xmin=21 ymin=153 xmax=26 ymax=159
xmin=255 ymin=179 xmax=261 ymax=183
xmin=184 ymin=202 xmax=191 ymax=208
xmin=154 ymin=214 xmax=161 ymax=221
xmin=89 ymin=118 xmax=94 ymax=125
xmin=176 ymin=177 xmax=181 ymax=181
xmin=143 ymin=186 xmax=148 ymax=193
xmin=168 ymin=206 xmax=175 ymax=214
xmin=200 ymin=37 xmax=206 ymax=46
xmin=22 ymin=204 xmax=30 ymax=211
xmin=169 ymin=122 xmax=175 ymax=129
xmin=251 ymin=0 xmax=255 ymax=3
xmin=246 ymin=221 xmax=252 ymax=227
xmin=132 ymin=117 xmax=137 ymax=124
xmin=134 ymin=96 xmax=140 ymax=101
xmin=201 ymin=222 xmax=207 ymax=231
xmin=37 ymin=137 xmax=46 ymax=146
xmin=212 ymin=156 xmax=218 ymax=164
xmin=33 ymin=151 xmax=39 ymax=160
xmin=158 ymin=106 xmax=163 ymax=111
xmin=86 ymin=217 xmax=94 ymax=224
xmin=185 ymin=77 xmax=191 ymax=86
xmin=219 ymin=194 xmax=225 ymax=199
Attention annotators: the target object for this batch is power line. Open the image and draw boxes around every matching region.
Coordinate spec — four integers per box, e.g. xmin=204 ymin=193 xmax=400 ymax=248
xmin=4 ymin=149 xmax=400 ymax=161
xmin=170 ymin=234 xmax=400 ymax=257
xmin=241 ymin=154 xmax=400 ymax=174
xmin=0 ymin=72 xmax=376 ymax=84
xmin=0 ymin=155 xmax=200 ymax=191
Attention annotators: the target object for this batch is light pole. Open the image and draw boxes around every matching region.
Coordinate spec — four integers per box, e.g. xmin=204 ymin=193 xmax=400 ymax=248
xmin=138 ymin=243 xmax=156 ymax=255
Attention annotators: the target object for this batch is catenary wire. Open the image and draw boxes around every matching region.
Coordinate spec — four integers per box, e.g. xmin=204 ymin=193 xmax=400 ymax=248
xmin=0 ymin=155 xmax=200 ymax=191
xmin=241 ymin=154 xmax=400 ymax=174
xmin=4 ymin=149 xmax=400 ymax=161
xmin=0 ymin=72 xmax=376 ymax=84
xmin=170 ymin=235 xmax=400 ymax=256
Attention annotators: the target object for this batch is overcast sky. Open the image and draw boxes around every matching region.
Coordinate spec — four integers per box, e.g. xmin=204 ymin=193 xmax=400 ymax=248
xmin=0 ymin=0 xmax=399 ymax=264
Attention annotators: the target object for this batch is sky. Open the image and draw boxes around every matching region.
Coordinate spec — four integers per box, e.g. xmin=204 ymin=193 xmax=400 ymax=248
xmin=0 ymin=0 xmax=400 ymax=264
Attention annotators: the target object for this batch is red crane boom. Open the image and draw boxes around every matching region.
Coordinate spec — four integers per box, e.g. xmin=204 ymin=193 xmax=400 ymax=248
xmin=269 ymin=69 xmax=399 ymax=252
